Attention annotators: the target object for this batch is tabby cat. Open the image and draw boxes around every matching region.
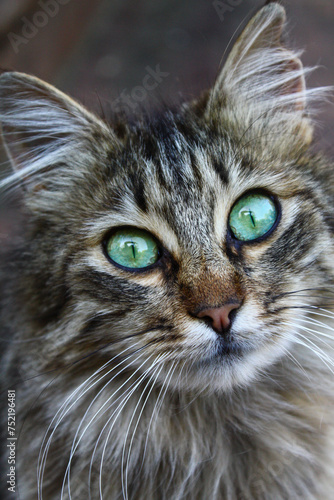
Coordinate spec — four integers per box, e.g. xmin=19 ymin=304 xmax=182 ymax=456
xmin=1 ymin=3 xmax=334 ymax=499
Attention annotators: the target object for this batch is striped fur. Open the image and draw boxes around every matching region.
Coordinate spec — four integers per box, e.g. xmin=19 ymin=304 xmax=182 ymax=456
xmin=1 ymin=3 xmax=334 ymax=499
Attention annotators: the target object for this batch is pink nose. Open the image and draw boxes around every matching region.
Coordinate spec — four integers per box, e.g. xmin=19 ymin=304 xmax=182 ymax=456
xmin=196 ymin=303 xmax=240 ymax=333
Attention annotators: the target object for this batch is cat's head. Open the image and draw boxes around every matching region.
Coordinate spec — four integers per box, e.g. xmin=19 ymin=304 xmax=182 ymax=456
xmin=1 ymin=3 xmax=333 ymax=393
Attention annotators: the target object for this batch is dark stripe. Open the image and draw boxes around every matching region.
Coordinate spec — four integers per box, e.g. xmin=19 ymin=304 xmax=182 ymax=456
xmin=74 ymin=270 xmax=150 ymax=304
xmin=79 ymin=311 xmax=128 ymax=338
xmin=139 ymin=132 xmax=160 ymax=163
xmin=127 ymin=172 xmax=148 ymax=213
xmin=212 ymin=158 xmax=229 ymax=185
xmin=239 ymin=157 xmax=254 ymax=173
xmin=264 ymin=213 xmax=314 ymax=267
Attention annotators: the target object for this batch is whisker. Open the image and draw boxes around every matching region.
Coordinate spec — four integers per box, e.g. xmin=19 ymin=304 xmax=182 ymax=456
xmin=38 ymin=361 xmax=112 ymax=500
xmin=282 ymin=319 xmax=334 ymax=342
xmin=284 ymin=325 xmax=334 ymax=374
xmin=39 ymin=344 xmax=139 ymax=500
xmin=283 ymin=321 xmax=334 ymax=357
xmin=139 ymin=360 xmax=180 ymax=473
xmin=273 ymin=305 xmax=334 ymax=314
xmin=280 ymin=345 xmax=310 ymax=381
xmin=66 ymin=348 xmax=158 ymax=500
xmin=122 ymin=356 xmax=168 ymax=500
xmin=86 ymin=353 xmax=157 ymax=498
xmin=97 ymin=355 xmax=162 ymax=500
xmin=290 ymin=315 xmax=334 ymax=334
xmin=280 ymin=303 xmax=334 ymax=321
xmin=32 ymin=323 xmax=171 ymax=498
xmin=311 ymin=308 xmax=334 ymax=320
xmin=272 ymin=287 xmax=334 ymax=301
xmin=1 ymin=324 xmax=172 ymax=396
xmin=296 ymin=338 xmax=334 ymax=374
xmin=61 ymin=345 xmax=147 ymax=500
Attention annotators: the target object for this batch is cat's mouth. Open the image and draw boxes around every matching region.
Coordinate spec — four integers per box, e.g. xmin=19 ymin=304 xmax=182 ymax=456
xmin=215 ymin=336 xmax=246 ymax=357
xmin=185 ymin=329 xmax=280 ymax=391
xmin=192 ymin=330 xmax=253 ymax=364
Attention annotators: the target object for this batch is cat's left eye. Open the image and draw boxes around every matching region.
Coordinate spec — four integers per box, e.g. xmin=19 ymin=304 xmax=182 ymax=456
xmin=104 ymin=227 xmax=160 ymax=270
xmin=229 ymin=192 xmax=279 ymax=242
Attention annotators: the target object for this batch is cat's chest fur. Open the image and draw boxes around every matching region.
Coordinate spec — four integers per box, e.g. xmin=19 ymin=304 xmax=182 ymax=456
xmin=14 ymin=350 xmax=334 ymax=500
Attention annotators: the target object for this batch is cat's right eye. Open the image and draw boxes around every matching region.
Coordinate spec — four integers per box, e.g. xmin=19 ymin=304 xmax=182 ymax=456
xmin=104 ymin=227 xmax=161 ymax=270
xmin=229 ymin=192 xmax=279 ymax=242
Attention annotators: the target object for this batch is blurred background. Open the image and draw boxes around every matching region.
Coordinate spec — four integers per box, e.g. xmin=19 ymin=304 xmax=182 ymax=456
xmin=0 ymin=0 xmax=333 ymax=240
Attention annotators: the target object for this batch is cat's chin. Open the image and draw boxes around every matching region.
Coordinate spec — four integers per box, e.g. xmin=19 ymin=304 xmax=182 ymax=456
xmin=173 ymin=336 xmax=289 ymax=394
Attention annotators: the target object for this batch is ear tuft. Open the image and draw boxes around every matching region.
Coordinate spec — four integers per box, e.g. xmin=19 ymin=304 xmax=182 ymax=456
xmin=205 ymin=2 xmax=328 ymax=142
xmin=0 ymin=72 xmax=115 ymax=192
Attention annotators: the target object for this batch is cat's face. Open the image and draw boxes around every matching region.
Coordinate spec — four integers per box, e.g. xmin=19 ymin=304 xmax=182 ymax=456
xmin=1 ymin=3 xmax=333 ymax=393
xmin=34 ymin=116 xmax=330 ymax=394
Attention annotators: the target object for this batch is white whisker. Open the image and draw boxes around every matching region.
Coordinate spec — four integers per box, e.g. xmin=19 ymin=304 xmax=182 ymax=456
xmin=62 ymin=344 xmax=145 ymax=499
xmin=97 ymin=355 xmax=161 ymax=500
xmin=282 ymin=321 xmax=334 ymax=350
xmin=280 ymin=345 xmax=310 ymax=381
xmin=138 ymin=360 xmax=179 ymax=474
xmin=122 ymin=356 xmax=168 ymax=500
xmin=284 ymin=324 xmax=334 ymax=374
xmin=38 ymin=348 xmax=134 ymax=500
xmin=83 ymin=352 xmax=155 ymax=499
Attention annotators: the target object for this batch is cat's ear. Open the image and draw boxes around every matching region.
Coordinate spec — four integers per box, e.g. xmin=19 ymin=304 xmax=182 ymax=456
xmin=205 ymin=3 xmax=317 ymax=144
xmin=0 ymin=72 xmax=117 ymax=192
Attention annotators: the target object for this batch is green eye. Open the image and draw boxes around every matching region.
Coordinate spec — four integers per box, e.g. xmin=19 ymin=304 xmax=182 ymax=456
xmin=105 ymin=228 xmax=160 ymax=269
xmin=229 ymin=192 xmax=278 ymax=242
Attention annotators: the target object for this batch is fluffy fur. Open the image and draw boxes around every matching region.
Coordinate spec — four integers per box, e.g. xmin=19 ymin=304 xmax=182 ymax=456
xmin=1 ymin=3 xmax=334 ymax=499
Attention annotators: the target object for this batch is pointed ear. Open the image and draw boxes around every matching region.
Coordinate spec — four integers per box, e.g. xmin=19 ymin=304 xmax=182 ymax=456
xmin=0 ymin=72 xmax=117 ymax=192
xmin=206 ymin=3 xmax=318 ymax=144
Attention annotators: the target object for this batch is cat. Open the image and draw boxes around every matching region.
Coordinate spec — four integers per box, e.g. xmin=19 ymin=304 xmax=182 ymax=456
xmin=1 ymin=2 xmax=334 ymax=499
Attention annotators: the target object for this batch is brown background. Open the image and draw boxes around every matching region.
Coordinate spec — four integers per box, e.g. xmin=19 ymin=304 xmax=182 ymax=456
xmin=1 ymin=0 xmax=333 ymax=149
xmin=0 ymin=0 xmax=333 ymax=237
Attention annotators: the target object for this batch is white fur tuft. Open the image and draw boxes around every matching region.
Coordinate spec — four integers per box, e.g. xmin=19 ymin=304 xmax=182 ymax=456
xmin=0 ymin=72 xmax=112 ymax=193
